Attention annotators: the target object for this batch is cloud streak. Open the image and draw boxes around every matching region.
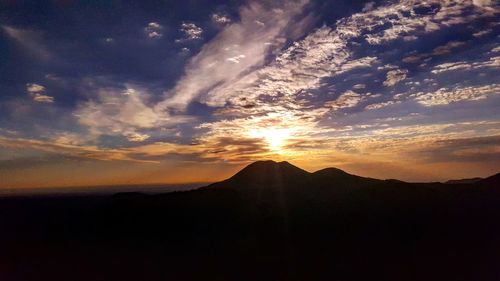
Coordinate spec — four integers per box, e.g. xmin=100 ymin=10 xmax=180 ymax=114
xmin=75 ymin=86 xmax=190 ymax=142
xmin=412 ymin=84 xmax=500 ymax=106
xmin=2 ymin=25 xmax=50 ymax=59
xmin=159 ymin=0 xmax=309 ymax=110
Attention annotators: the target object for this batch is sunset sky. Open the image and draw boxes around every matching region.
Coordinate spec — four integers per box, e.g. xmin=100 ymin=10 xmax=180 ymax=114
xmin=0 ymin=0 xmax=499 ymax=189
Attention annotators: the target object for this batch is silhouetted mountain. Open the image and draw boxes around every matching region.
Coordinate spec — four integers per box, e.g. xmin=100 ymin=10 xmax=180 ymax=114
xmin=445 ymin=177 xmax=482 ymax=184
xmin=111 ymin=191 xmax=147 ymax=200
xmin=311 ymin=166 xmax=382 ymax=185
xmin=477 ymin=172 xmax=500 ymax=187
xmin=1 ymin=161 xmax=499 ymax=281
xmin=206 ymin=160 xmax=310 ymax=188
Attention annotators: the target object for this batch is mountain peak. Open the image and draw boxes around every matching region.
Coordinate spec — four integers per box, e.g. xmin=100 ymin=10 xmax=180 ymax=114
xmin=311 ymin=167 xmax=380 ymax=185
xmin=313 ymin=167 xmax=350 ymax=177
xmin=246 ymin=160 xmax=293 ymax=167
xmin=210 ymin=160 xmax=309 ymax=189
xmin=236 ymin=160 xmax=308 ymax=177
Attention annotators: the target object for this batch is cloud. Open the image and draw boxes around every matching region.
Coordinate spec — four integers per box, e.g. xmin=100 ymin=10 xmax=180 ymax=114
xmin=5 ymin=0 xmax=500 ymax=173
xmin=473 ymin=29 xmax=492 ymax=37
xmin=432 ymin=41 xmax=466 ymax=56
xmin=431 ymin=56 xmax=500 ymax=74
xmin=26 ymin=83 xmax=45 ymax=93
xmin=362 ymin=2 xmax=375 ymax=12
xmin=26 ymin=83 xmax=54 ymax=103
xmin=365 ymin=100 xmax=400 ymax=110
xmin=51 ymin=132 xmax=89 ymax=146
xmin=44 ymin=74 xmax=63 ymax=81
xmin=125 ymin=132 xmax=151 ymax=142
xmin=180 ymin=47 xmax=190 ymax=54
xmin=472 ymin=0 xmax=494 ymax=7
xmin=226 ymin=54 xmax=246 ymax=63
xmin=176 ymin=22 xmax=203 ymax=42
xmin=412 ymin=84 xmax=500 ymax=106
xmin=362 ymin=2 xmax=457 ymax=45
xmin=2 ymin=25 xmax=50 ymax=59
xmin=424 ymin=135 xmax=500 ymax=163
xmin=144 ymin=22 xmax=163 ymax=38
xmin=0 ymin=136 xmax=136 ymax=162
xmin=159 ymin=0 xmax=309 ymax=110
xmin=360 ymin=0 xmax=497 ymax=46
xmin=318 ymin=121 xmax=500 ymax=173
xmin=403 ymin=35 xmax=418 ymax=42
xmin=383 ymin=69 xmax=408 ymax=87
xmin=0 ymin=135 xmax=223 ymax=164
xmin=196 ymin=110 xmax=321 ymax=161
xmin=76 ymin=86 xmax=189 ymax=141
xmin=325 ymin=91 xmax=362 ymax=110
xmin=159 ymin=0 xmax=495 ymax=114
xmin=402 ymin=41 xmax=469 ymax=64
xmin=162 ymin=0 xmax=492 ymax=112
xmin=5 ymin=118 xmax=500 ymax=173
xmin=147 ymin=0 xmax=499 ymax=164
xmin=31 ymin=94 xmax=55 ymax=103
xmin=211 ymin=13 xmax=232 ymax=24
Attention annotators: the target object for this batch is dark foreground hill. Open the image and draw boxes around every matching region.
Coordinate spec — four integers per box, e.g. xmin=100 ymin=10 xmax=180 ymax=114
xmin=0 ymin=161 xmax=499 ymax=281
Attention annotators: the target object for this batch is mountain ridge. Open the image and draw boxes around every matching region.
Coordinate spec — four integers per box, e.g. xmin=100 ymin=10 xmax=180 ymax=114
xmin=206 ymin=160 xmax=499 ymax=190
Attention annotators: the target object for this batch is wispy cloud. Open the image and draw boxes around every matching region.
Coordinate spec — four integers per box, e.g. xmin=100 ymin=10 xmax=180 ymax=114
xmin=75 ymin=86 xmax=190 ymax=142
xmin=431 ymin=56 xmax=500 ymax=74
xmin=412 ymin=84 xmax=500 ymax=106
xmin=159 ymin=0 xmax=309 ymax=110
xmin=0 ymin=136 xmax=136 ymax=162
xmin=2 ymin=25 xmax=50 ymax=59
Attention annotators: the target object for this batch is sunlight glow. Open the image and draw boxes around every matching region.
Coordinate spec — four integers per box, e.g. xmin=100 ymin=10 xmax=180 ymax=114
xmin=249 ymin=128 xmax=292 ymax=151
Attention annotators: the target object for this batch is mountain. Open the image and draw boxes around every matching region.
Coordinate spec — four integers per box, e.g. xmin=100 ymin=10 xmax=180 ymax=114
xmin=477 ymin=172 xmax=500 ymax=187
xmin=445 ymin=177 xmax=482 ymax=184
xmin=206 ymin=160 xmax=310 ymax=188
xmin=207 ymin=160 xmax=396 ymax=191
xmin=208 ymin=160 xmax=498 ymax=194
xmin=206 ymin=160 xmax=433 ymax=207
xmin=1 ymin=161 xmax=499 ymax=281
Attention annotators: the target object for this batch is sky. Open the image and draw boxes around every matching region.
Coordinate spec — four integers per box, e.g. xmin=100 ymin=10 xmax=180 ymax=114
xmin=0 ymin=0 xmax=499 ymax=189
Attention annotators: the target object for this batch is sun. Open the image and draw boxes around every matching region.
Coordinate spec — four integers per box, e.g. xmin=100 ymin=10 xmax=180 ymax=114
xmin=249 ymin=128 xmax=292 ymax=151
